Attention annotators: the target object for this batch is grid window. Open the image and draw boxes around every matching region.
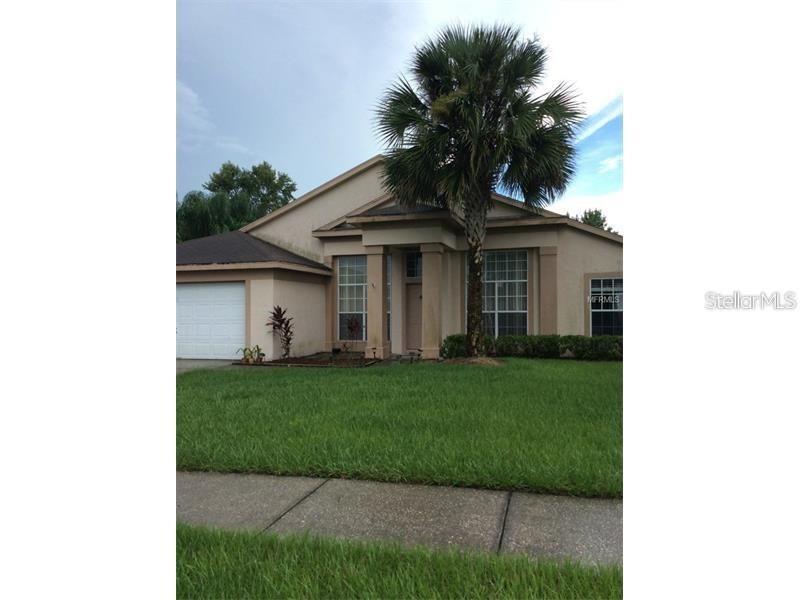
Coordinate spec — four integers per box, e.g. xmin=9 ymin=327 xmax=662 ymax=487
xmin=590 ymin=277 xmax=623 ymax=336
xmin=338 ymin=255 xmax=367 ymax=340
xmin=482 ymin=250 xmax=527 ymax=337
xmin=406 ymin=252 xmax=421 ymax=278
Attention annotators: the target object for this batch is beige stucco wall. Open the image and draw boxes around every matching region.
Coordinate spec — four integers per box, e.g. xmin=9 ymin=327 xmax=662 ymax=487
xmin=249 ymin=276 xmax=275 ymax=357
xmin=454 ymin=228 xmax=559 ymax=251
xmin=321 ymin=237 xmax=369 ymax=257
xmin=440 ymin=250 xmax=464 ymax=338
xmin=361 ymin=221 xmax=458 ymax=249
xmin=556 ymin=228 xmax=623 ymax=335
xmin=271 ymin=272 xmax=327 ymax=358
xmin=248 ymin=162 xmax=386 ymax=262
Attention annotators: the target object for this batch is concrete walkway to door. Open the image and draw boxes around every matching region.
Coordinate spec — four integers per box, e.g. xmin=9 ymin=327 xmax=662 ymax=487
xmin=177 ymin=471 xmax=622 ymax=566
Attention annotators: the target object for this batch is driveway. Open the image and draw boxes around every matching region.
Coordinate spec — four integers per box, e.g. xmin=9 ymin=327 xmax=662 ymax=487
xmin=177 ymin=359 xmax=233 ymax=375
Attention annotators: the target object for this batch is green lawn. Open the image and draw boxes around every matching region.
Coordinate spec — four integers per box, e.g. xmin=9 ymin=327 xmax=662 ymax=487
xmin=177 ymin=524 xmax=622 ymax=599
xmin=177 ymin=358 xmax=622 ymax=497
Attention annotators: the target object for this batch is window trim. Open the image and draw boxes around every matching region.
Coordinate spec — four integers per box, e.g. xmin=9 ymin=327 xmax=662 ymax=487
xmin=337 ymin=255 xmax=367 ymax=342
xmin=584 ymin=272 xmax=623 ymax=336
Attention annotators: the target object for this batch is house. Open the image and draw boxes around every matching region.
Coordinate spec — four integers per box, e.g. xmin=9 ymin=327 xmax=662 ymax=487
xmin=176 ymin=155 xmax=623 ymax=360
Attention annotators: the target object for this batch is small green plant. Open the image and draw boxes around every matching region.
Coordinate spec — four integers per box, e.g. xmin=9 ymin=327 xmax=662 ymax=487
xmin=267 ymin=306 xmax=295 ymax=359
xmin=237 ymin=347 xmax=254 ymax=363
xmin=252 ymin=344 xmax=265 ymax=363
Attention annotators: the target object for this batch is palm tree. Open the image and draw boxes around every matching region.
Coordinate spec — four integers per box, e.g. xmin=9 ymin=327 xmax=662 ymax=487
xmin=375 ymin=25 xmax=583 ymax=356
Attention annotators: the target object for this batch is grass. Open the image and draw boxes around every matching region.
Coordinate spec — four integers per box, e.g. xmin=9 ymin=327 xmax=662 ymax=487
xmin=177 ymin=523 xmax=622 ymax=599
xmin=177 ymin=358 xmax=622 ymax=497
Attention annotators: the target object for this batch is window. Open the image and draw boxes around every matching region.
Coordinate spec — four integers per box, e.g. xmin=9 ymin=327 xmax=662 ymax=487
xmin=589 ymin=278 xmax=623 ymax=336
xmin=483 ymin=250 xmax=527 ymax=337
xmin=338 ymin=255 xmax=367 ymax=340
xmin=406 ymin=252 xmax=421 ymax=278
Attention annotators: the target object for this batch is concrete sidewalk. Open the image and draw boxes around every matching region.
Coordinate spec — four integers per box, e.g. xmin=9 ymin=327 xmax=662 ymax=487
xmin=177 ymin=472 xmax=622 ymax=565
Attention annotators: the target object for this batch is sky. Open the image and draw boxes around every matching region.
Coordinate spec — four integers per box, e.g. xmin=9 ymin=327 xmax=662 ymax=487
xmin=178 ymin=0 xmax=623 ymax=231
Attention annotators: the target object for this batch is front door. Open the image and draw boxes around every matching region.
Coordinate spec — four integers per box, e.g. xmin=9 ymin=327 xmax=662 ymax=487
xmin=405 ymin=283 xmax=422 ymax=351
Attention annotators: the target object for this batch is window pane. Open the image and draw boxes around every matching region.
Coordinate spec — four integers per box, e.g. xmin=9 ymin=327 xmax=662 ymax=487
xmin=338 ymin=256 xmax=367 ymax=341
xmin=406 ymin=252 xmax=421 ymax=278
xmin=339 ymin=313 xmax=365 ymax=340
xmin=482 ymin=250 xmax=527 ymax=337
xmin=498 ymin=312 xmax=527 ymax=336
xmin=483 ymin=282 xmax=495 ymax=311
xmin=482 ymin=312 xmax=496 ymax=337
xmin=591 ymin=310 xmax=623 ymax=336
xmin=589 ymin=278 xmax=623 ymax=327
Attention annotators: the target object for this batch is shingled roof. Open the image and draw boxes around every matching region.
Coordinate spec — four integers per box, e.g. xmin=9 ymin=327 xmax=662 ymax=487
xmin=176 ymin=231 xmax=330 ymax=270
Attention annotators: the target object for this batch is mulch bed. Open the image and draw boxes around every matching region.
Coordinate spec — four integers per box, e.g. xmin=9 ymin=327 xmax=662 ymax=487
xmin=444 ymin=357 xmax=504 ymax=366
xmin=233 ymin=352 xmax=379 ymax=368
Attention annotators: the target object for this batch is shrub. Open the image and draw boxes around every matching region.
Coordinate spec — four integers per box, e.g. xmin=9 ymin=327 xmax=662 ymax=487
xmin=491 ymin=335 xmax=528 ymax=356
xmin=526 ymin=335 xmax=561 ymax=358
xmin=266 ymin=305 xmax=295 ymax=359
xmin=558 ymin=335 xmax=588 ymax=358
xmin=440 ymin=334 xmax=622 ymax=361
xmin=559 ymin=335 xmax=622 ymax=360
xmin=584 ymin=336 xmax=623 ymax=361
xmin=440 ymin=333 xmax=467 ymax=358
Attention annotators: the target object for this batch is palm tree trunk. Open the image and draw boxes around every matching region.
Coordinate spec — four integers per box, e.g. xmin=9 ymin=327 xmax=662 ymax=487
xmin=464 ymin=193 xmax=488 ymax=357
xmin=466 ymin=242 xmax=484 ymax=356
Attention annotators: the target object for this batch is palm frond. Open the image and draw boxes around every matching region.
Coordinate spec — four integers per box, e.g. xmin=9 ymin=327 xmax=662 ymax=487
xmin=374 ymin=76 xmax=429 ymax=148
xmin=376 ymin=24 xmax=583 ymax=213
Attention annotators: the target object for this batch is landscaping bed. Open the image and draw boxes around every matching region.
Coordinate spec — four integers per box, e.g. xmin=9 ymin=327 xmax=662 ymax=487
xmin=177 ymin=524 xmax=622 ymax=600
xmin=441 ymin=333 xmax=623 ymax=361
xmin=234 ymin=351 xmax=379 ymax=368
xmin=177 ymin=358 xmax=622 ymax=497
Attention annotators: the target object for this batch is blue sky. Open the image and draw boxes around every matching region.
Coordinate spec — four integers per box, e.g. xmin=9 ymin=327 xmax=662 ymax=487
xmin=178 ymin=0 xmax=623 ymax=230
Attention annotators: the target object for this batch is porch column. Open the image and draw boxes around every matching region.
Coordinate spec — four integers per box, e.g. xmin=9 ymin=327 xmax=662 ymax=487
xmin=390 ymin=249 xmax=404 ymax=354
xmin=420 ymin=243 xmax=444 ymax=359
xmin=365 ymin=246 xmax=390 ymax=359
xmin=539 ymin=246 xmax=558 ymax=334
xmin=323 ymin=256 xmax=336 ymax=351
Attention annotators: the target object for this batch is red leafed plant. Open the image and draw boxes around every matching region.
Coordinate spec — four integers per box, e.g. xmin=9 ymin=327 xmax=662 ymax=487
xmin=266 ymin=305 xmax=295 ymax=359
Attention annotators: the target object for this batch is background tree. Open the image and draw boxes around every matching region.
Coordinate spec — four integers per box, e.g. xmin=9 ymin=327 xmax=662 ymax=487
xmin=176 ymin=161 xmax=297 ymax=242
xmin=376 ymin=25 xmax=582 ymax=356
xmin=176 ymin=190 xmax=215 ymax=242
xmin=569 ymin=208 xmax=617 ymax=234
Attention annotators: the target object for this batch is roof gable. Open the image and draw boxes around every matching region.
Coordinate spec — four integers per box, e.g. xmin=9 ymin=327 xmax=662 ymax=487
xmin=241 ymin=155 xmax=385 ymax=233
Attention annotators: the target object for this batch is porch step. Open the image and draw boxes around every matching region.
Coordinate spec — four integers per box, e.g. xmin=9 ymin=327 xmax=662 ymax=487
xmin=393 ymin=351 xmax=422 ymax=363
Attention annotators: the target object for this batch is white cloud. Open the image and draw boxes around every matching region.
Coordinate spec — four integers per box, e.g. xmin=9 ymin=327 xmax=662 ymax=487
xmin=177 ymin=79 xmax=250 ymax=155
xmin=177 ymin=80 xmax=212 ymax=135
xmin=576 ymin=96 xmax=623 ymax=142
xmin=598 ymin=154 xmax=623 ymax=174
xmin=549 ymin=190 xmax=624 ymax=233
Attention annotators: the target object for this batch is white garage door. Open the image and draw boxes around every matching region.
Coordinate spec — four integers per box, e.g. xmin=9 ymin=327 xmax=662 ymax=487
xmin=176 ymin=282 xmax=245 ymax=359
